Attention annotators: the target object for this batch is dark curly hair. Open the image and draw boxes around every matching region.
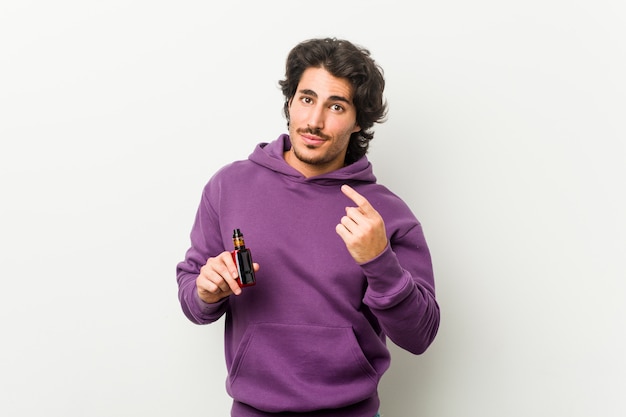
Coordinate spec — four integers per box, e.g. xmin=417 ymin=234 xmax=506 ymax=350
xmin=279 ymin=38 xmax=388 ymax=164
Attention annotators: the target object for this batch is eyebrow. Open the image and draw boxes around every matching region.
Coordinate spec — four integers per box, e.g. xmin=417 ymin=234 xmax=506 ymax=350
xmin=298 ymin=89 xmax=352 ymax=104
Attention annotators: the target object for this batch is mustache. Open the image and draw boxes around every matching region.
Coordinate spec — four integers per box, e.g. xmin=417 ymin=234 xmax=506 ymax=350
xmin=297 ymin=126 xmax=331 ymax=141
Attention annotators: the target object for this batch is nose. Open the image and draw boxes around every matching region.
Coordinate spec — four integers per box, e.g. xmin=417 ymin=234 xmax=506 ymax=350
xmin=307 ymin=105 xmax=325 ymax=130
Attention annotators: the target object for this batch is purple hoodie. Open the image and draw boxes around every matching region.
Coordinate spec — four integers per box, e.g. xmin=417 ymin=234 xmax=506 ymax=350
xmin=176 ymin=135 xmax=439 ymax=416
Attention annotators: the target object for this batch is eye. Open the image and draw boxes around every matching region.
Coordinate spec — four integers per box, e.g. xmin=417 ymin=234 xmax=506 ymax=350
xmin=330 ymin=103 xmax=344 ymax=112
xmin=300 ymin=96 xmax=314 ymax=105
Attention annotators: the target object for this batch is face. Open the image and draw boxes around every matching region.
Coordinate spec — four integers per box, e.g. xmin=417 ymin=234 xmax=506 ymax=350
xmin=284 ymin=67 xmax=361 ymax=177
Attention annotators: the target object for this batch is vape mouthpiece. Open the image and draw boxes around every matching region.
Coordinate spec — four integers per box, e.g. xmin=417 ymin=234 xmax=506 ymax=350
xmin=232 ymin=229 xmax=246 ymax=250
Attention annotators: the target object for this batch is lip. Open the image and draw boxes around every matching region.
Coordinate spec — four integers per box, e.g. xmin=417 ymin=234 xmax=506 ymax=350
xmin=300 ymin=133 xmax=326 ymax=146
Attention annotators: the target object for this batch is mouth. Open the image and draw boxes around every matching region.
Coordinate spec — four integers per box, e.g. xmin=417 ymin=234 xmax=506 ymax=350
xmin=301 ymin=133 xmax=326 ymax=146
xmin=297 ymin=128 xmax=329 ymax=146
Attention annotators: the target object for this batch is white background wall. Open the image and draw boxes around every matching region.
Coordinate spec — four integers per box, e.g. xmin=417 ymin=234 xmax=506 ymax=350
xmin=1 ymin=1 xmax=624 ymax=416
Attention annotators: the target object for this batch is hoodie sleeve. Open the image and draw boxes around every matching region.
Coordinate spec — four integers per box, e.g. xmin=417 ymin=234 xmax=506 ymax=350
xmin=360 ymin=222 xmax=440 ymax=354
xmin=176 ymin=181 xmax=229 ymax=325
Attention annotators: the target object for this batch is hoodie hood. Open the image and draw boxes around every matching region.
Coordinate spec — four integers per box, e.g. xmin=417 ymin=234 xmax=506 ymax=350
xmin=248 ymin=134 xmax=377 ymax=186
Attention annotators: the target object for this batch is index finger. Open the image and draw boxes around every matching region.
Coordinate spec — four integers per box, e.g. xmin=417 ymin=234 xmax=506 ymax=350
xmin=340 ymin=184 xmax=372 ymax=212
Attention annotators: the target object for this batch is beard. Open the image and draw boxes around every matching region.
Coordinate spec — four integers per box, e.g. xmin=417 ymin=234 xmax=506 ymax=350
xmin=290 ymin=126 xmax=345 ymax=166
xmin=291 ymin=144 xmax=337 ymax=166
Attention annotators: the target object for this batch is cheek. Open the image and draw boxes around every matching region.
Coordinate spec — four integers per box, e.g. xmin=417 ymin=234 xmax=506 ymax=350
xmin=330 ymin=113 xmax=358 ymax=133
xmin=288 ymin=106 xmax=307 ymax=127
xmin=334 ymin=121 xmax=359 ymax=139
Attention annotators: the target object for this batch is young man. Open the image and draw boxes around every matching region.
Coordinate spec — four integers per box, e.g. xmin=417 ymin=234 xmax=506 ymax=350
xmin=176 ymin=37 xmax=440 ymax=417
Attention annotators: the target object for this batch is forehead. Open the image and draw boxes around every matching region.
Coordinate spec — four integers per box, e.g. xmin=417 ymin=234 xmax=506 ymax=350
xmin=297 ymin=67 xmax=354 ymax=101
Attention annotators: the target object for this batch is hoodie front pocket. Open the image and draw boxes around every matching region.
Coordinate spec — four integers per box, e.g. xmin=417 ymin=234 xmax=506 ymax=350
xmin=227 ymin=322 xmax=378 ymax=413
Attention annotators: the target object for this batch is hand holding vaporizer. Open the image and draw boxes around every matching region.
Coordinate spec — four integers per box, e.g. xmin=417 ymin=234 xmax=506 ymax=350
xmin=195 ymin=229 xmax=257 ymax=304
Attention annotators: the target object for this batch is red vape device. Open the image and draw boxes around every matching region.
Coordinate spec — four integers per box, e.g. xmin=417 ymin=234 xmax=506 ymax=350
xmin=231 ymin=228 xmax=256 ymax=287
